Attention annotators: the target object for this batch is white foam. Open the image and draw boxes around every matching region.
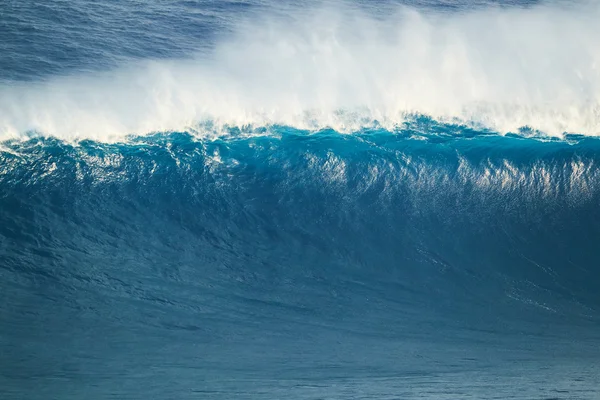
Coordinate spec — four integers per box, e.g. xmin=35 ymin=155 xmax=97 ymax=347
xmin=1 ymin=1 xmax=600 ymax=142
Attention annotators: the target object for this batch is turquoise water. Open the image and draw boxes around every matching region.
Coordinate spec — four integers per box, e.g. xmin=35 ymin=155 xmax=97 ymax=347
xmin=1 ymin=1 xmax=600 ymax=398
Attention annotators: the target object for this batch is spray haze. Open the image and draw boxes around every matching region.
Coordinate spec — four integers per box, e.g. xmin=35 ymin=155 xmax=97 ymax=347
xmin=1 ymin=1 xmax=599 ymax=141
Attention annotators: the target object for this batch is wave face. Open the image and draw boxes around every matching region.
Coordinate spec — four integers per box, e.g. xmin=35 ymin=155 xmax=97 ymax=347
xmin=2 ymin=0 xmax=600 ymax=399
xmin=2 ymin=127 xmax=600 ymax=398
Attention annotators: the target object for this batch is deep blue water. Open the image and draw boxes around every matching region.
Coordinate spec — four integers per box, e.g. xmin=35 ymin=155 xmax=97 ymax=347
xmin=1 ymin=1 xmax=600 ymax=399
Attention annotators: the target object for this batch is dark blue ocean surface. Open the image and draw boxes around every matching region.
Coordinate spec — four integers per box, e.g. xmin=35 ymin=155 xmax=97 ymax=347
xmin=1 ymin=1 xmax=600 ymax=399
xmin=0 ymin=0 xmax=548 ymax=82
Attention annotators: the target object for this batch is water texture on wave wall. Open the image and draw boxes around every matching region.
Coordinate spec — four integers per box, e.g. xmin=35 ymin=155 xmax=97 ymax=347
xmin=1 ymin=0 xmax=600 ymax=399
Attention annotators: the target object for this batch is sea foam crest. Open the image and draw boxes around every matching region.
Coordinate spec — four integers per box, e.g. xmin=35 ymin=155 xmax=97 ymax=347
xmin=1 ymin=1 xmax=600 ymax=142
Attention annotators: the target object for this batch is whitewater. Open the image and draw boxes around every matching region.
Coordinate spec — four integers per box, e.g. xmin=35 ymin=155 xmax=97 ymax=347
xmin=1 ymin=0 xmax=600 ymax=141
xmin=1 ymin=1 xmax=600 ymax=399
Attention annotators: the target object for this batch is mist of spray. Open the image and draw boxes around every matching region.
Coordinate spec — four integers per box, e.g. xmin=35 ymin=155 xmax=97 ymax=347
xmin=1 ymin=1 xmax=599 ymax=141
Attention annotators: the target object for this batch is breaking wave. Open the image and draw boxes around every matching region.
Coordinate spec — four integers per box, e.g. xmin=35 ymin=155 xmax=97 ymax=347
xmin=1 ymin=1 xmax=600 ymax=141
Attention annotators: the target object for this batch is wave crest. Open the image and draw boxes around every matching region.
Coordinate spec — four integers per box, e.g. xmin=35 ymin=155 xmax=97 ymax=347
xmin=1 ymin=1 xmax=600 ymax=141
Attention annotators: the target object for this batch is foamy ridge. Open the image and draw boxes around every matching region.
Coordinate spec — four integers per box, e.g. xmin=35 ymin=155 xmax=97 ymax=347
xmin=1 ymin=1 xmax=600 ymax=142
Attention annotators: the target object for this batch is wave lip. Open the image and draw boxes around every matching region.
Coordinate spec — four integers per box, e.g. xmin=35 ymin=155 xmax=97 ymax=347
xmin=2 ymin=1 xmax=600 ymax=141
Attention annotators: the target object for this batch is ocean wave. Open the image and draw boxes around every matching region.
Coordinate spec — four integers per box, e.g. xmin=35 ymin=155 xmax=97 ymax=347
xmin=2 ymin=130 xmax=600 ymax=319
xmin=1 ymin=1 xmax=600 ymax=141
xmin=2 ymin=128 xmax=599 ymax=200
